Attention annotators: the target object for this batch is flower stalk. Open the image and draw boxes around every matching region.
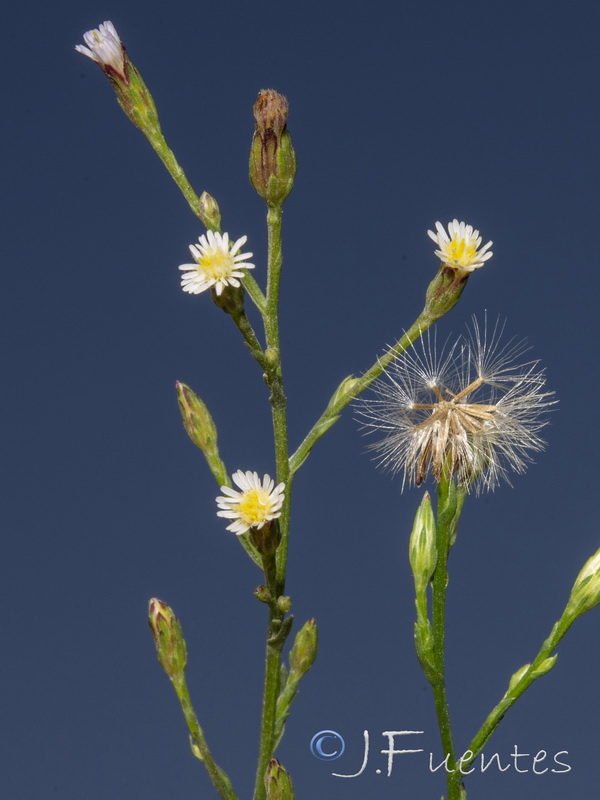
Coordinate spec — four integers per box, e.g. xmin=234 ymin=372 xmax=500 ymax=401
xmin=461 ymin=545 xmax=600 ymax=772
xmin=429 ymin=476 xmax=467 ymax=800
xmin=148 ymin=600 xmax=237 ymax=800
xmin=252 ymin=200 xmax=293 ymax=800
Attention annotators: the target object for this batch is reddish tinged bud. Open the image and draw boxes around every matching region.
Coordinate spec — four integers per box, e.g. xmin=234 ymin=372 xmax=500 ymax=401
xmin=148 ymin=598 xmax=187 ymax=684
xmin=249 ymin=89 xmax=296 ymax=207
xmin=265 ymin=758 xmax=295 ymax=799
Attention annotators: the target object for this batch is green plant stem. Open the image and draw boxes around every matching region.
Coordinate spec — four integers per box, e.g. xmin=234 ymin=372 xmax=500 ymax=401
xmin=252 ymin=204 xmax=292 ymax=800
xmin=232 ymin=310 xmax=269 ymax=371
xmin=146 ymin=132 xmax=209 ymax=223
xmin=429 ymin=477 xmax=460 ymax=800
xmin=262 ymin=206 xmax=290 ymax=587
xmin=253 ymin=613 xmax=288 ymax=800
xmin=462 ymin=613 xmax=573 ymax=769
xmin=173 ymin=677 xmax=238 ymax=800
xmin=289 ymin=309 xmax=438 ymax=476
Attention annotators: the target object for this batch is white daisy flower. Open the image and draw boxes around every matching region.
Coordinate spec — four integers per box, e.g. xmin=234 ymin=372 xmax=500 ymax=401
xmin=75 ymin=21 xmax=126 ymax=79
xmin=179 ymin=231 xmax=254 ymax=296
xmin=356 ymin=317 xmax=554 ymax=493
xmin=427 ymin=219 xmax=493 ymax=272
xmin=216 ymin=471 xmax=285 ymax=535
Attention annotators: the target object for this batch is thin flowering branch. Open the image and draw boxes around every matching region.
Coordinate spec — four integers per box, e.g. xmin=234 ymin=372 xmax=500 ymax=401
xmin=148 ymin=599 xmax=238 ymax=800
xmin=76 ymin=22 xmax=267 ymax=314
xmin=462 ymin=545 xmax=600 ymax=772
xmin=289 ymin=221 xmax=492 ymax=477
xmin=289 ymin=315 xmax=429 ymax=476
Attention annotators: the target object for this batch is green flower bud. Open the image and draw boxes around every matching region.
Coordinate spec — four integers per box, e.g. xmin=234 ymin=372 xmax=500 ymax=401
xmin=254 ymin=584 xmax=272 ymax=603
xmin=272 ymin=620 xmax=317 ymax=749
xmin=328 ymin=374 xmax=360 ymax=413
xmin=250 ymin=518 xmax=282 ymax=557
xmin=265 ymin=758 xmax=295 ymax=800
xmin=76 ymin=22 xmax=161 ymax=139
xmin=148 ymin=598 xmax=187 ymax=684
xmin=210 ymin=283 xmax=246 ymax=317
xmin=277 ymin=595 xmax=292 ymax=614
xmin=249 ymin=90 xmax=297 ymax=207
xmin=508 ymin=663 xmax=530 ymax=692
xmin=189 ymin=736 xmax=204 ymax=761
xmin=531 ymin=655 xmax=557 ymax=679
xmin=199 ymin=191 xmax=221 ymax=232
xmin=264 ymin=348 xmax=280 ymax=369
xmin=175 ymin=381 xmax=227 ymax=485
xmin=409 ymin=492 xmax=437 ymax=592
xmin=422 ymin=265 xmax=469 ymax=324
xmin=289 ymin=618 xmax=318 ymax=677
xmin=565 ymin=547 xmax=600 ymax=617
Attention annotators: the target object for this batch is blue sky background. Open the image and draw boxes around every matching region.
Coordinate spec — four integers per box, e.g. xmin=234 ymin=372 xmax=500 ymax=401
xmin=4 ymin=1 xmax=600 ymax=798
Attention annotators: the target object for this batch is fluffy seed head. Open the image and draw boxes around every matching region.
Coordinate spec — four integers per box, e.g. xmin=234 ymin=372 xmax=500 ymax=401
xmin=356 ymin=317 xmax=555 ymax=493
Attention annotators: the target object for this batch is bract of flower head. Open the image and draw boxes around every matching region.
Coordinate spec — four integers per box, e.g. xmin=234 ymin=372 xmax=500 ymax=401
xmin=179 ymin=231 xmax=254 ymax=296
xmin=356 ymin=318 xmax=554 ymax=493
xmin=428 ymin=219 xmax=493 ymax=273
xmin=216 ymin=471 xmax=285 ymax=535
xmin=75 ymin=21 xmax=126 ymax=79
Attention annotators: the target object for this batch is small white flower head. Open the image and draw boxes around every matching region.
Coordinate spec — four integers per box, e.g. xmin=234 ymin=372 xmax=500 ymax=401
xmin=428 ymin=219 xmax=493 ymax=273
xmin=179 ymin=231 xmax=254 ymax=296
xmin=75 ymin=21 xmax=126 ymax=80
xmin=356 ymin=317 xmax=554 ymax=493
xmin=216 ymin=471 xmax=285 ymax=535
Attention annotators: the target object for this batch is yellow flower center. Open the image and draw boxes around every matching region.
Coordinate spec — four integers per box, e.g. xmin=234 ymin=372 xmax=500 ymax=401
xmin=235 ymin=488 xmax=272 ymax=527
xmin=198 ymin=250 xmax=234 ymax=280
xmin=446 ymin=236 xmax=478 ymax=267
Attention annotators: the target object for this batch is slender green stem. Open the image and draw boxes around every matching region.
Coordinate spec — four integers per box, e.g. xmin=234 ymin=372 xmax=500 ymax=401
xmin=252 ymin=204 xmax=292 ymax=800
xmin=146 ymin=132 xmax=207 ymax=222
xmin=429 ymin=477 xmax=459 ymax=799
xmin=253 ymin=615 xmax=287 ymax=800
xmin=243 ymin=274 xmax=268 ymax=315
xmin=261 ymin=206 xmax=290 ymax=587
xmin=289 ymin=309 xmax=438 ymax=476
xmin=173 ymin=677 xmax=238 ymax=800
xmin=462 ymin=614 xmax=573 ymax=769
xmin=231 ymin=310 xmax=269 ymax=370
